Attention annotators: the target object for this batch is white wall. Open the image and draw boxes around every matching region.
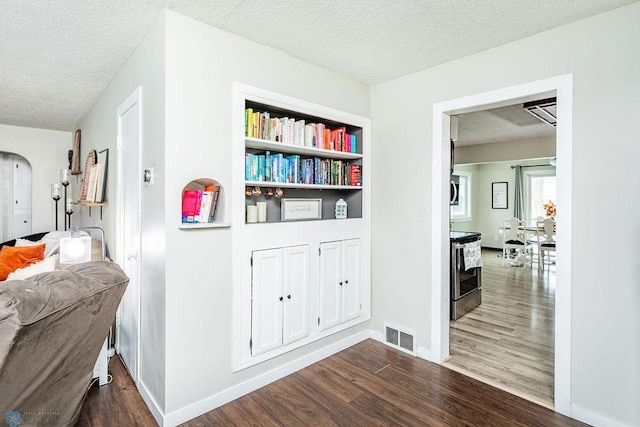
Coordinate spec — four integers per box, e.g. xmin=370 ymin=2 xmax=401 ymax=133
xmin=163 ymin=10 xmax=370 ymax=415
xmin=76 ymin=17 xmax=167 ymax=410
xmin=0 ymin=124 xmax=70 ymax=236
xmin=371 ymin=3 xmax=639 ymax=425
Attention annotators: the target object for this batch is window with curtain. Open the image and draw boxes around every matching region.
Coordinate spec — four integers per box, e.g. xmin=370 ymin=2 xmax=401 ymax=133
xmin=527 ymin=173 xmax=556 ymax=222
xmin=451 ymin=171 xmax=472 ymax=222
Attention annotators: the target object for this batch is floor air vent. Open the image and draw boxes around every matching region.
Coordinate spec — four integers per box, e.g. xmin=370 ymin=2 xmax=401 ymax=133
xmin=383 ymin=323 xmax=416 ymax=355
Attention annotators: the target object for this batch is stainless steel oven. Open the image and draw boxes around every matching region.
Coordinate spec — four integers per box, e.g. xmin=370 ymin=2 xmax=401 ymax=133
xmin=450 ymin=231 xmax=482 ymax=320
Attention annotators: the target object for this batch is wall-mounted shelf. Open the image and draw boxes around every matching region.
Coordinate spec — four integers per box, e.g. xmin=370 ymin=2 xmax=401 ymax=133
xmin=74 ymin=201 xmax=106 ymax=207
xmin=72 ymin=201 xmax=106 ymax=219
xmin=178 ymin=222 xmax=230 ymax=229
xmin=246 ymin=138 xmax=363 ymax=160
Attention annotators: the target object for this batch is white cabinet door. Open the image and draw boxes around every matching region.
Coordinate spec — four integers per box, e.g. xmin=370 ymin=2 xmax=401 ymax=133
xmin=251 ymin=248 xmax=284 ymax=356
xmin=320 ymin=238 xmax=364 ymax=331
xmin=319 ymin=241 xmax=342 ymax=331
xmin=283 ymin=245 xmax=309 ymax=345
xmin=341 ymin=239 xmax=361 ymax=322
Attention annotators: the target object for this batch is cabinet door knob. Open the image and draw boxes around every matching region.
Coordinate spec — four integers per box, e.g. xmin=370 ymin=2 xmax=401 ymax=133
xmin=279 ymin=296 xmax=283 ymax=301
xmin=339 ymin=281 xmax=343 ymax=286
xmin=287 ymin=295 xmax=291 ymax=299
xmin=345 ymin=280 xmax=349 ymax=285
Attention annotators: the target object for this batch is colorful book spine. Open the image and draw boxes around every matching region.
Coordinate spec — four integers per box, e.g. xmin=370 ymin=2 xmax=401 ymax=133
xmin=182 ymin=190 xmax=203 ymax=223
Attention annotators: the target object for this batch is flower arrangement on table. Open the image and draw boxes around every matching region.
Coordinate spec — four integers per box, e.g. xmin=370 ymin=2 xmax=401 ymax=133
xmin=543 ymin=200 xmax=556 ymax=220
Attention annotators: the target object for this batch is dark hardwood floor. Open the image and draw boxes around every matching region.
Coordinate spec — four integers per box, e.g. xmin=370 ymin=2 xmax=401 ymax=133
xmin=78 ymin=339 xmax=585 ymax=426
xmin=76 ymin=355 xmax=156 ymax=427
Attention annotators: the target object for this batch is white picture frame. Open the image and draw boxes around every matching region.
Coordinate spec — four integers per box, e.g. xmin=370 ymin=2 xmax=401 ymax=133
xmin=281 ymin=198 xmax=322 ymax=221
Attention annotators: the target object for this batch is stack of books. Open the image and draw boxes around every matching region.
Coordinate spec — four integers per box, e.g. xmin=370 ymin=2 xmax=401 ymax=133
xmin=181 ymin=185 xmax=221 ymax=223
xmin=245 ymin=152 xmax=362 ymax=186
xmin=245 ymin=108 xmax=358 ymax=154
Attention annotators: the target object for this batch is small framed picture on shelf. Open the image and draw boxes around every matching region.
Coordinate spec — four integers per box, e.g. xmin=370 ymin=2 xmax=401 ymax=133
xmin=492 ymin=181 xmax=508 ymax=209
xmin=281 ymin=198 xmax=322 ymax=221
xmin=95 ymin=149 xmax=109 ymax=202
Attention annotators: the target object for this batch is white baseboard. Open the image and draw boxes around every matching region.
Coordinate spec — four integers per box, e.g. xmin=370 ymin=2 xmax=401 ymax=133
xmin=571 ymin=403 xmax=635 ymax=427
xmin=138 ymin=379 xmax=165 ymax=427
xmin=369 ymin=329 xmax=383 ymax=342
xmin=416 ymin=345 xmax=431 ymax=361
xmin=162 ymin=330 xmax=370 ymax=427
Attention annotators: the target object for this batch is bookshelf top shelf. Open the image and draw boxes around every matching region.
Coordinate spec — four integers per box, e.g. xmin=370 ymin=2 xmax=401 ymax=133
xmin=245 ymin=138 xmax=362 ymax=160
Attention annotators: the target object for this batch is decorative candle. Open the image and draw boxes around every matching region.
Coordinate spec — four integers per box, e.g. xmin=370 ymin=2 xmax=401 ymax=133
xmin=246 ymin=205 xmax=258 ymax=223
xmin=66 ymin=198 xmax=74 ymax=213
xmin=257 ymin=202 xmax=267 ymax=222
xmin=51 ymin=183 xmax=61 ymax=199
xmin=60 ymin=169 xmax=70 ymax=184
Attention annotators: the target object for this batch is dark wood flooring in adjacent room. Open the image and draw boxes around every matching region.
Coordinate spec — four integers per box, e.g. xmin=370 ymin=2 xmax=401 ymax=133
xmin=79 ymin=339 xmax=583 ymax=426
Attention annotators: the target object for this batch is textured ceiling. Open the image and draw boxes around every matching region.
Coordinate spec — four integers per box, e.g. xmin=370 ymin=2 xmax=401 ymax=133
xmin=456 ymin=103 xmax=556 ymax=146
xmin=0 ymin=0 xmax=636 ymax=132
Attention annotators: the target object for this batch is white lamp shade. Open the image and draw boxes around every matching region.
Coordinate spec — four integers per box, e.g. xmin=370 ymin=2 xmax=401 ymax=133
xmin=59 ymin=235 xmax=92 ymax=264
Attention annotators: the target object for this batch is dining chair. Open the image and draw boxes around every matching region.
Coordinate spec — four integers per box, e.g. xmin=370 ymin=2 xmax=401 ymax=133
xmin=502 ymin=217 xmax=533 ymax=268
xmin=536 ymin=218 xmax=556 ymax=270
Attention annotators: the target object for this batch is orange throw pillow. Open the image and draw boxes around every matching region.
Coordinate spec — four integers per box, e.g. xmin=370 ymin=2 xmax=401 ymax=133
xmin=0 ymin=244 xmax=46 ymax=281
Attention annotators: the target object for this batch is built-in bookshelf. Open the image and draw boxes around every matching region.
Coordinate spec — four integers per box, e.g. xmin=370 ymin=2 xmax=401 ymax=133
xmin=179 ymin=178 xmax=229 ymax=229
xmin=233 ymin=83 xmax=371 ymax=371
xmin=243 ymin=100 xmax=364 ymax=224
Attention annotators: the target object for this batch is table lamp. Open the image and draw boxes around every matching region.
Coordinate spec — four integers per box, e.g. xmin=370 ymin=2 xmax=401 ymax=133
xmin=59 ymin=227 xmax=91 ymax=264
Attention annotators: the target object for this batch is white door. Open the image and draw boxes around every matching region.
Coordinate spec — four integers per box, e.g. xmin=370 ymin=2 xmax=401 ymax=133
xmin=116 ymin=88 xmax=142 ymax=384
xmin=10 ymin=155 xmax=32 ymax=239
xmin=341 ymin=239 xmax=361 ymax=322
xmin=319 ymin=241 xmax=342 ymax=331
xmin=283 ymin=245 xmax=309 ymax=345
xmin=251 ymin=248 xmax=284 ymax=355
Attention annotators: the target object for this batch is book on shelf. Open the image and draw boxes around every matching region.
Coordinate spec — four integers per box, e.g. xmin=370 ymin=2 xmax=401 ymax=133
xmin=208 ymin=185 xmax=221 ymax=222
xmin=245 ymin=150 xmax=362 ymax=187
xmin=244 ymin=107 xmax=358 ymax=155
xmin=198 ymin=191 xmax=213 ymax=223
xmin=182 ymin=190 xmax=202 ymax=223
xmin=85 ymin=164 xmax=101 ymax=203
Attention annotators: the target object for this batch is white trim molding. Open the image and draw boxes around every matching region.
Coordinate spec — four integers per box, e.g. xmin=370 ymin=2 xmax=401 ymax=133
xmin=431 ymin=74 xmax=573 ymax=416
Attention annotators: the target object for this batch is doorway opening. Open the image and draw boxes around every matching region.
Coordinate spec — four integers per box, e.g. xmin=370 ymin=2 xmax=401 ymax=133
xmin=430 ymin=75 xmax=573 ymax=415
xmin=0 ymin=152 xmax=32 ymax=242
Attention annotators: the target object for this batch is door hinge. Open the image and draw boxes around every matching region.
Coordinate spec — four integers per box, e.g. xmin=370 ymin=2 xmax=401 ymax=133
xmin=318 ymin=248 xmax=321 ymax=256
xmin=249 ymin=338 xmax=252 ymax=350
xmin=250 ymin=255 xmax=253 ymax=267
xmin=317 ymin=317 xmax=320 ymax=326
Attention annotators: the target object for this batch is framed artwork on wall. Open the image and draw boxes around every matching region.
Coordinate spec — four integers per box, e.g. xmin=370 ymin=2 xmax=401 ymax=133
xmin=492 ymin=181 xmax=508 ymax=209
xmin=71 ymin=129 xmax=81 ymax=174
xmin=95 ymin=149 xmax=109 ymax=202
